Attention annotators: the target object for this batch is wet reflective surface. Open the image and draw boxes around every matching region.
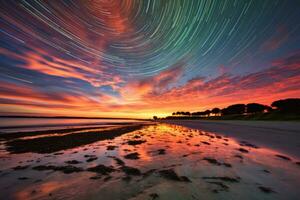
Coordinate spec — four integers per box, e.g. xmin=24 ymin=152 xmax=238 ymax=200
xmin=0 ymin=117 xmax=142 ymax=133
xmin=0 ymin=123 xmax=299 ymax=200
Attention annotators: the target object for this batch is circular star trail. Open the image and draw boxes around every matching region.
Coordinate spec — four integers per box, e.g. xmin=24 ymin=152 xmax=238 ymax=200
xmin=1 ymin=0 xmax=299 ymax=78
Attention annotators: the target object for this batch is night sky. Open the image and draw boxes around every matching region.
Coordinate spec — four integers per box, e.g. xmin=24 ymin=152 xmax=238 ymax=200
xmin=0 ymin=0 xmax=300 ymax=118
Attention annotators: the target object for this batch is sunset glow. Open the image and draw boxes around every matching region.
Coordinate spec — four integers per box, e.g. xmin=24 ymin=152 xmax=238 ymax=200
xmin=0 ymin=1 xmax=299 ymax=118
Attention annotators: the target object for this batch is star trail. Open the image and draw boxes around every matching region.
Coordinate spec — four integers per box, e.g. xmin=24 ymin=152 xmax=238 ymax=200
xmin=0 ymin=0 xmax=300 ymax=118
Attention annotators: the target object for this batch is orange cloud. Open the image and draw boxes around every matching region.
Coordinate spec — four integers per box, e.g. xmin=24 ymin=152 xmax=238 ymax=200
xmin=116 ymin=51 xmax=300 ymax=116
xmin=121 ymin=61 xmax=184 ymax=102
xmin=1 ymin=52 xmax=299 ymax=118
xmin=25 ymin=48 xmax=123 ymax=88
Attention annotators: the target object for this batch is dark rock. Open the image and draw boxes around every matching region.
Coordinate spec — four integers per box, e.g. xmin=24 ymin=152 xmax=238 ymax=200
xmin=84 ymin=154 xmax=95 ymax=158
xmin=108 ymin=156 xmax=125 ymax=166
xmin=239 ymin=141 xmax=258 ymax=148
xmin=53 ymin=152 xmax=64 ymax=155
xmin=124 ymin=152 xmax=140 ymax=160
xmin=32 ymin=165 xmax=83 ymax=174
xmin=127 ymin=140 xmax=146 ymax=146
xmin=90 ymin=175 xmax=102 ymax=180
xmin=12 ymin=165 xmax=30 ymax=170
xmin=180 ymin=176 xmax=191 ymax=182
xmin=202 ymin=176 xmax=240 ymax=183
xmin=208 ymin=181 xmax=229 ymax=193
xmin=18 ymin=177 xmax=29 ymax=180
xmin=159 ymin=169 xmax=180 ymax=181
xmin=237 ymin=148 xmax=249 ymax=153
xmin=87 ymin=164 xmax=115 ymax=175
xmin=149 ymin=193 xmax=159 ymax=199
xmin=121 ymin=166 xmax=141 ymax=176
xmin=203 ymin=157 xmax=220 ymax=165
xmin=86 ymin=157 xmax=98 ymax=162
xmin=275 ymin=154 xmax=291 ymax=161
xmin=159 ymin=169 xmax=190 ymax=182
xmin=223 ymin=163 xmax=232 ymax=168
xmin=106 ymin=145 xmax=117 ymax=150
xmin=234 ymin=155 xmax=243 ymax=159
xmin=258 ymin=186 xmax=275 ymax=193
xmin=158 ymin=149 xmax=166 ymax=155
xmin=202 ymin=141 xmax=210 ymax=145
xmin=114 ymin=158 xmax=125 ymax=166
xmin=65 ymin=160 xmax=82 ymax=165
xmin=204 ymin=157 xmax=232 ymax=167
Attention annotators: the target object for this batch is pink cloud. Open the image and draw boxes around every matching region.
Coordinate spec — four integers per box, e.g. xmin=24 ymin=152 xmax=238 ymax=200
xmin=118 ymin=51 xmax=300 ymax=114
xmin=121 ymin=62 xmax=184 ymax=102
xmin=1 ymin=51 xmax=299 ymax=118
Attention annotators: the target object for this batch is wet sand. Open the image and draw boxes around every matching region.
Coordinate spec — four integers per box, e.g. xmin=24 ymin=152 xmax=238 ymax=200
xmin=164 ymin=120 xmax=300 ymax=159
xmin=0 ymin=123 xmax=300 ymax=200
xmin=4 ymin=124 xmax=146 ymax=154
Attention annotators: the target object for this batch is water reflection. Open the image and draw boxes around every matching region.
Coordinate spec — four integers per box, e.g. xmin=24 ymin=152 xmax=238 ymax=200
xmin=0 ymin=117 xmax=142 ymax=133
xmin=0 ymin=123 xmax=299 ymax=200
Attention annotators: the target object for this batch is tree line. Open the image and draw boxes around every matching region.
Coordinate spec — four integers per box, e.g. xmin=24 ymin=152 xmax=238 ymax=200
xmin=164 ymin=98 xmax=300 ymax=118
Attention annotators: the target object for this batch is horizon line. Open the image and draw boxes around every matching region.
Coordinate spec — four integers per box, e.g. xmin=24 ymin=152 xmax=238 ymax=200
xmin=0 ymin=115 xmax=149 ymax=120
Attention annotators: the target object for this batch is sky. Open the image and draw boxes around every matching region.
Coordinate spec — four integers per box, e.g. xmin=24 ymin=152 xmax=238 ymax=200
xmin=0 ymin=0 xmax=300 ymax=118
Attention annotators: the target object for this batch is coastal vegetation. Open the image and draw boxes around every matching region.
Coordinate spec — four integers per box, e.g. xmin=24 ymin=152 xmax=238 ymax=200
xmin=155 ymin=98 xmax=300 ymax=121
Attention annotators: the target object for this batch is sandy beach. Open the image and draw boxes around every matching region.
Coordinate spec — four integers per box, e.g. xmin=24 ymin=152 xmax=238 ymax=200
xmin=163 ymin=120 xmax=300 ymax=159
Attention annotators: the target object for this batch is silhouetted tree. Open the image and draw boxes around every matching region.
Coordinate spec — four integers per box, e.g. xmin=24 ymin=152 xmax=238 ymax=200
xmin=211 ymin=108 xmax=221 ymax=116
xmin=222 ymin=104 xmax=246 ymax=115
xmin=266 ymin=106 xmax=273 ymax=112
xmin=204 ymin=109 xmax=211 ymax=117
xmin=246 ymin=103 xmax=269 ymax=114
xmin=173 ymin=111 xmax=191 ymax=116
xmin=153 ymin=116 xmax=158 ymax=120
xmin=175 ymin=111 xmax=183 ymax=115
xmin=271 ymin=98 xmax=300 ymax=114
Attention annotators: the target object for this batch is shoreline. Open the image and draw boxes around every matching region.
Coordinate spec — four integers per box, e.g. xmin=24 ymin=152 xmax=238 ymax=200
xmin=2 ymin=124 xmax=148 ymax=154
xmin=162 ymin=120 xmax=300 ymax=159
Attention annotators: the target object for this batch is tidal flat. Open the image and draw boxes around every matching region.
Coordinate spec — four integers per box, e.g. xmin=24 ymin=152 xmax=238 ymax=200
xmin=0 ymin=123 xmax=299 ymax=200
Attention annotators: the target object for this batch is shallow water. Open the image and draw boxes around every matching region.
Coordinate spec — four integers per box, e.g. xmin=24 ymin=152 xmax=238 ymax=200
xmin=0 ymin=123 xmax=299 ymax=200
xmin=0 ymin=117 xmax=142 ymax=133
